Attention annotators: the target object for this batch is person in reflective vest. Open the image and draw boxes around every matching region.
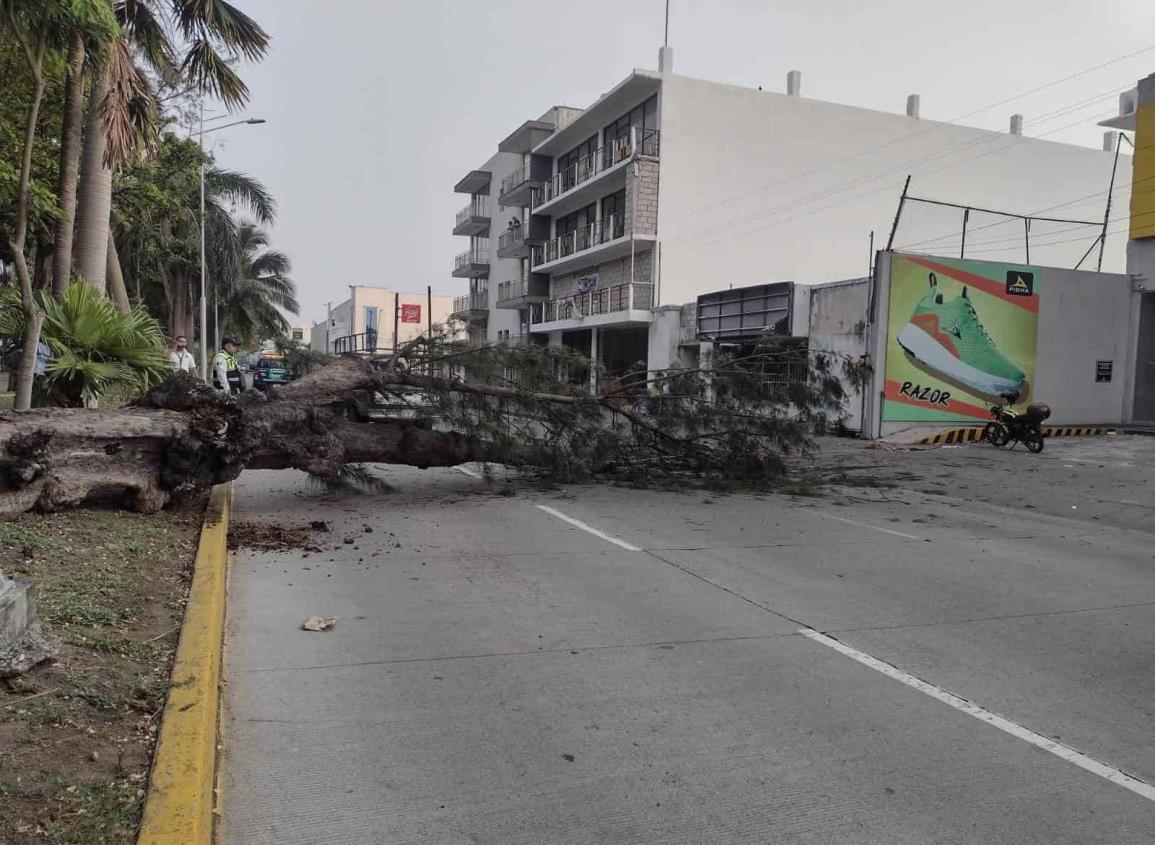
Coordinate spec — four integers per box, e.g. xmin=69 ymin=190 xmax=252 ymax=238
xmin=212 ymin=337 xmax=242 ymax=394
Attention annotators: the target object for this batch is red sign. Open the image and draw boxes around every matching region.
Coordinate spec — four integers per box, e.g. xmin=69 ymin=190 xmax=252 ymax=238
xmin=400 ymin=304 xmax=421 ymax=323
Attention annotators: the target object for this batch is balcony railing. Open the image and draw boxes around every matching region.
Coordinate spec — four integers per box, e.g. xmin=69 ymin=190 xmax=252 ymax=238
xmin=454 ymin=247 xmax=490 ymax=272
xmin=332 ymin=331 xmax=384 ymax=355
xmin=531 ymin=128 xmax=659 ymax=209
xmin=455 ymin=196 xmax=491 ymax=227
xmin=497 ymin=226 xmax=527 ymax=254
xmin=452 ymin=290 xmax=489 ymax=314
xmin=501 ymin=165 xmax=530 ymax=196
xmin=497 ymin=278 xmax=532 ymax=302
xmin=532 ymin=282 xmax=654 ymax=324
xmin=531 ymin=213 xmax=626 ymax=268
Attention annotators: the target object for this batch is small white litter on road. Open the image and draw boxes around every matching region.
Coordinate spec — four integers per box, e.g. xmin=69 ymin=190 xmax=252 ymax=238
xmin=301 ymin=616 xmax=338 ymax=632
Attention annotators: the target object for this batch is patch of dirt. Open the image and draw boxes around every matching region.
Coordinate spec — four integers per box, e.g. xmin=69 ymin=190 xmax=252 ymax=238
xmin=0 ymin=493 xmax=208 ymax=844
xmin=227 ymin=521 xmax=323 ymax=553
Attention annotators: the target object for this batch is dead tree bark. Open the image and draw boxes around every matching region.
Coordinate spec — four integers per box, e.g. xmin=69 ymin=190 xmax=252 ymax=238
xmin=0 ymin=357 xmax=522 ymax=517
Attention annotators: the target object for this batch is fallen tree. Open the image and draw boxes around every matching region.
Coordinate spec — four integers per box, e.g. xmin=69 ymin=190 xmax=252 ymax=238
xmin=0 ymin=339 xmax=868 ymax=517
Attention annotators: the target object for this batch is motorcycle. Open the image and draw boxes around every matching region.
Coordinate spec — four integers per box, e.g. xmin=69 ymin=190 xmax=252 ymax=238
xmin=983 ymin=393 xmax=1050 ymax=453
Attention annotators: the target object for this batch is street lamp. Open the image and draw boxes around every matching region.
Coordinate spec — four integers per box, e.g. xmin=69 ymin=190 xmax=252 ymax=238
xmin=197 ymin=104 xmax=267 ymax=380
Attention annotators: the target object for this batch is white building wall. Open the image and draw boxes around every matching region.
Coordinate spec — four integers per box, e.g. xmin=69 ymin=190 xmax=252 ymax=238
xmin=656 ymin=74 xmax=1130 ymax=308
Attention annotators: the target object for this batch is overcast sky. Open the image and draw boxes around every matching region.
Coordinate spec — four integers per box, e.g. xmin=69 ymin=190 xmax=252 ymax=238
xmin=212 ymin=0 xmax=1155 ymax=326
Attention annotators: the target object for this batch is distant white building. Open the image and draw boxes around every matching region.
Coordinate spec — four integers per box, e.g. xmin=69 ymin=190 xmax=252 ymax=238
xmin=311 ymin=286 xmax=455 ymax=354
xmin=452 ymin=49 xmax=1131 ymax=379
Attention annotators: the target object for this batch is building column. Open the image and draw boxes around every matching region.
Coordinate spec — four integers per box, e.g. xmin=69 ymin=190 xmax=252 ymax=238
xmin=589 ymin=326 xmax=599 ymax=393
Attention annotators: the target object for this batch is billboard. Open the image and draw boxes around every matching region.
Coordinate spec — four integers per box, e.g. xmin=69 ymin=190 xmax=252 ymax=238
xmin=400 ymin=303 xmax=421 ymax=324
xmin=883 ymin=254 xmax=1039 ymax=422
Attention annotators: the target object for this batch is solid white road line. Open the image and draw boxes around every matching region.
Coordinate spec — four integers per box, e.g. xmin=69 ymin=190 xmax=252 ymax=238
xmin=455 ymin=465 xmax=482 ymax=479
xmin=534 ymin=505 xmax=643 ymax=552
xmin=805 ymin=510 xmax=922 ymax=541
xmin=800 ymin=629 xmax=1155 ymax=803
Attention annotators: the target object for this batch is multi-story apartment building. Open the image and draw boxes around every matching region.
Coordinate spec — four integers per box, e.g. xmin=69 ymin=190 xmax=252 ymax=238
xmin=452 ymin=48 xmax=1129 ymax=383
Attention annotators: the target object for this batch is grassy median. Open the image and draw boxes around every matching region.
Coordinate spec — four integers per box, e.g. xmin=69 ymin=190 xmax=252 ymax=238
xmin=0 ymin=497 xmax=206 ymax=843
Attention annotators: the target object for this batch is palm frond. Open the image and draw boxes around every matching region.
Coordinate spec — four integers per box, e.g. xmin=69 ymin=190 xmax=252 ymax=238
xmin=171 ymin=0 xmax=269 ymax=61
xmin=117 ymin=0 xmax=176 ymax=76
xmin=102 ymin=38 xmax=159 ymax=167
xmin=180 ymin=37 xmax=250 ymax=107
xmin=205 ymin=168 xmax=276 ymax=222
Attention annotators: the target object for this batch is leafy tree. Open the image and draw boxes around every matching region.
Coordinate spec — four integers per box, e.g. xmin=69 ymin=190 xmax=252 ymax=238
xmin=1 ymin=0 xmax=118 ymax=409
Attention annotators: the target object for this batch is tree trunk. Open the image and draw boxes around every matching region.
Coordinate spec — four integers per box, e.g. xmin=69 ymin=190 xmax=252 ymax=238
xmin=51 ymin=32 xmax=86 ymax=295
xmin=32 ymin=236 xmax=52 ymax=291
xmin=169 ymin=269 xmax=191 ymax=338
xmin=72 ymin=64 xmax=113 ymax=291
xmin=107 ymin=230 xmax=131 ymax=314
xmin=8 ymin=28 xmax=48 ymax=412
xmin=0 ymin=358 xmax=518 ymax=517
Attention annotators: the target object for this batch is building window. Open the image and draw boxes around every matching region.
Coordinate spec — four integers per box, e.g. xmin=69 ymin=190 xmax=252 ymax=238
xmin=601 ymin=189 xmax=626 ymax=222
xmin=603 ymin=95 xmax=658 ymax=144
xmin=557 ymin=135 xmax=597 ymax=191
xmin=292 ymin=329 xmax=303 ymax=341
xmin=364 ymin=306 xmax=379 ymax=348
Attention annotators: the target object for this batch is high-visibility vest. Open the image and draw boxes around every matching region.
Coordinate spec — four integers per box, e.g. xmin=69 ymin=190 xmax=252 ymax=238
xmin=213 ymin=351 xmax=242 ymax=392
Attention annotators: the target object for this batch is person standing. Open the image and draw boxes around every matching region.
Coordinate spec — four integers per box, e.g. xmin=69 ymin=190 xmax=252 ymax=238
xmin=168 ymin=335 xmax=196 ymax=373
xmin=212 ymin=337 xmax=242 ymax=394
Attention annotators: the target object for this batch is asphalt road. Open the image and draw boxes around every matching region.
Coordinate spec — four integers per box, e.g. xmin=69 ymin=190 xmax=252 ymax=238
xmin=222 ymin=435 xmax=1155 ymax=844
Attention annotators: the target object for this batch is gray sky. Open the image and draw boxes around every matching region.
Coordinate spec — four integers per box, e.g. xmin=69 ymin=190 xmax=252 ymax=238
xmin=215 ymin=0 xmax=1155 ymax=326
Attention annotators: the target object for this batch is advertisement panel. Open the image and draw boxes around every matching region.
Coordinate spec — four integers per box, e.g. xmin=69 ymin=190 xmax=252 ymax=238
xmin=400 ymin=303 xmax=422 ymax=324
xmin=883 ymin=254 xmax=1039 ymax=422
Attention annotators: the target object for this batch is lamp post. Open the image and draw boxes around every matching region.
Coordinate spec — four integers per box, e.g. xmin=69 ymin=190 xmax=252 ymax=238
xmin=197 ymin=104 xmax=266 ymax=380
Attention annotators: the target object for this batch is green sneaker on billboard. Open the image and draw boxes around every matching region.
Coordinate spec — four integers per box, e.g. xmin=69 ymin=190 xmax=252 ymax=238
xmin=896 ymin=273 xmax=1028 ymax=401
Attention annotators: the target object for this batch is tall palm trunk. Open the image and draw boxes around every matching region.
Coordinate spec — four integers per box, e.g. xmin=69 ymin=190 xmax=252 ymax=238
xmin=72 ymin=64 xmax=113 ymax=291
xmin=107 ymin=230 xmax=131 ymax=314
xmin=51 ymin=32 xmax=87 ymax=294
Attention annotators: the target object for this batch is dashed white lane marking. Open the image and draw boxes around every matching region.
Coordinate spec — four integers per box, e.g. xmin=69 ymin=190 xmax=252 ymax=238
xmin=806 ymin=510 xmax=921 ymax=541
xmin=534 ymin=505 xmax=643 ymax=552
xmin=800 ymin=629 xmax=1155 ymax=803
xmin=455 ymin=465 xmax=482 ymax=479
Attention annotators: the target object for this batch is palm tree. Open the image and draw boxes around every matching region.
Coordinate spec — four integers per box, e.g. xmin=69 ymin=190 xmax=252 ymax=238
xmin=1 ymin=0 xmax=117 ymax=408
xmin=71 ymin=0 xmax=269 ymax=292
xmin=216 ymin=221 xmax=297 ymax=346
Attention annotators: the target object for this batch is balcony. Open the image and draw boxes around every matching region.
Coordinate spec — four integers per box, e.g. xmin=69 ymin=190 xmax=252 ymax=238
xmin=496 ymin=275 xmax=550 ymax=310
xmin=498 ymin=155 xmax=551 ymax=208
xmin=452 ymin=246 xmax=490 ymax=278
xmin=495 ymin=216 xmax=548 ymax=258
xmin=530 ymin=282 xmax=655 ymax=332
xmin=332 ymin=331 xmax=386 ymax=355
xmin=531 ymin=128 xmax=659 ymax=216
xmin=453 ymin=197 xmax=491 ymax=236
xmin=530 ymin=212 xmax=656 ymax=275
xmin=451 ymin=290 xmax=489 ymax=321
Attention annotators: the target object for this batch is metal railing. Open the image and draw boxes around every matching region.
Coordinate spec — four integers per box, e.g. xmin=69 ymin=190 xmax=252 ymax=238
xmin=332 ymin=332 xmax=383 ymax=354
xmin=533 ymin=282 xmax=653 ymax=324
xmin=500 ymin=165 xmax=531 ymax=196
xmin=531 ymin=128 xmax=659 ymax=209
xmin=453 ymin=290 xmax=489 ymax=313
xmin=497 ymin=226 xmax=527 ymax=253
xmin=455 ymin=196 xmax=490 ymax=226
xmin=454 ymin=247 xmax=490 ymax=271
xmin=498 ymin=278 xmax=538 ymax=302
xmin=531 ymin=213 xmax=626 ymax=267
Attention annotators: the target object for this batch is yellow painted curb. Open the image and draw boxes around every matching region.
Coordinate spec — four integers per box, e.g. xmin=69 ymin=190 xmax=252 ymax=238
xmin=137 ymin=483 xmax=232 ymax=845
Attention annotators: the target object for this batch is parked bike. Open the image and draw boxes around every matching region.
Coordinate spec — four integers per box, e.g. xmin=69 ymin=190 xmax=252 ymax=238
xmin=983 ymin=393 xmax=1050 ymax=453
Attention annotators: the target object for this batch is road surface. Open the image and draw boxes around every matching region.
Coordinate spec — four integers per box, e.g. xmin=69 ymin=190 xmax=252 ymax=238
xmin=222 ymin=435 xmax=1155 ymax=843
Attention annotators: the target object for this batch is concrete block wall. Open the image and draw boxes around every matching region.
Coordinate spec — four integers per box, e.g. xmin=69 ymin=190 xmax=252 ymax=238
xmin=627 ymin=158 xmax=660 ymax=236
xmin=549 ymin=250 xmax=655 ymax=298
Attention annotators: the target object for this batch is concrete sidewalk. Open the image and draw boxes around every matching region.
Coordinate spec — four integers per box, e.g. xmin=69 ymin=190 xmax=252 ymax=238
xmin=222 ymin=442 xmax=1155 ymax=843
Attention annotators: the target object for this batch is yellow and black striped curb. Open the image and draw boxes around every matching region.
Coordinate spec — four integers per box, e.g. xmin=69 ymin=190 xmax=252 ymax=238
xmin=916 ymin=425 xmax=1150 ymax=445
xmin=137 ymin=483 xmax=232 ymax=845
